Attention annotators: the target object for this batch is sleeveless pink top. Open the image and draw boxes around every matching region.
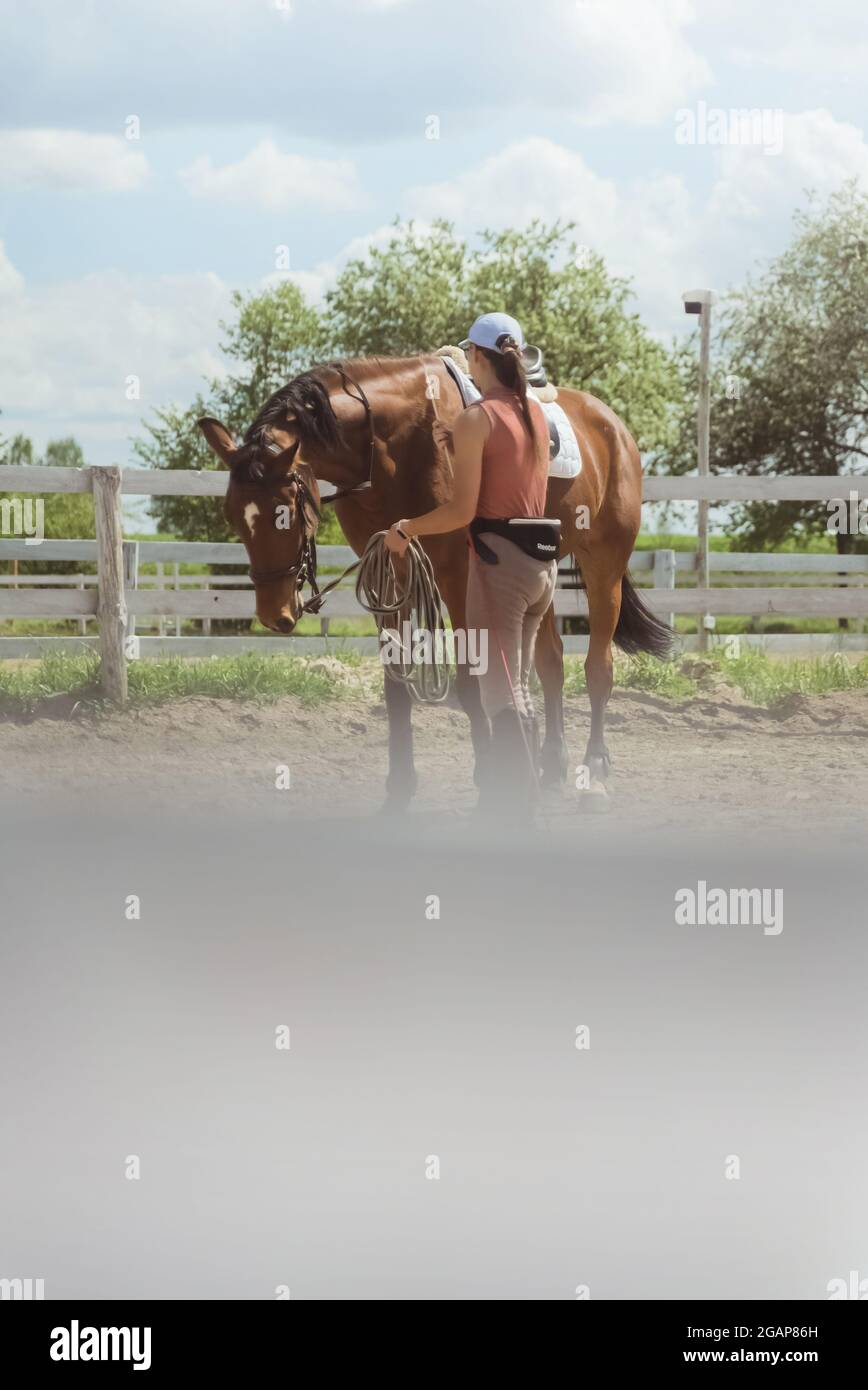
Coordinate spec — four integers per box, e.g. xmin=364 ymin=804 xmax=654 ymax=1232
xmin=473 ymin=388 xmax=548 ymax=520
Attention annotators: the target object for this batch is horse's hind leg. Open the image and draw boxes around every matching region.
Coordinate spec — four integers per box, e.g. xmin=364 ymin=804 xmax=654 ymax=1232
xmin=534 ymin=602 xmax=569 ymax=787
xmin=579 ymin=548 xmax=628 ymax=791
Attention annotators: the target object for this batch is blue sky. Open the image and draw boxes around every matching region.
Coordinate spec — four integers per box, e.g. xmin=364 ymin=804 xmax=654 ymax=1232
xmin=1 ymin=0 xmax=867 ymax=480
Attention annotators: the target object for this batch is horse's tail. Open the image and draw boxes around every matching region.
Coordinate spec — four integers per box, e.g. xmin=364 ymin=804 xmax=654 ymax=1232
xmin=614 ymin=572 xmax=673 ymax=658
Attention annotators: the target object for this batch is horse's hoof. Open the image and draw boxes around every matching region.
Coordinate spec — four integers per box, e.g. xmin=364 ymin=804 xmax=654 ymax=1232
xmin=585 ymin=753 xmax=612 ymax=785
xmin=577 ymin=780 xmax=611 ymax=815
xmin=379 ymin=794 xmax=411 ymax=817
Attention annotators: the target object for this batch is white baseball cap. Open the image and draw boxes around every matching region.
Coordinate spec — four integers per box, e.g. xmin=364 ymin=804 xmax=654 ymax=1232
xmin=460 ymin=312 xmax=535 ymax=365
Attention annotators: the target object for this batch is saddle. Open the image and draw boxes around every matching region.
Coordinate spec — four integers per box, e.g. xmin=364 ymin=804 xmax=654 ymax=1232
xmin=521 ymin=344 xmax=548 ymax=389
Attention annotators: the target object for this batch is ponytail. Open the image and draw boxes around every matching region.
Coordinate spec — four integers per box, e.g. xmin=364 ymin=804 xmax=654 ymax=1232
xmin=478 ymin=333 xmax=537 ymax=442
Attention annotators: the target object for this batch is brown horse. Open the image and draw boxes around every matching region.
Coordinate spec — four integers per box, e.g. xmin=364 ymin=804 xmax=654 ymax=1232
xmin=198 ymin=354 xmax=669 ymax=808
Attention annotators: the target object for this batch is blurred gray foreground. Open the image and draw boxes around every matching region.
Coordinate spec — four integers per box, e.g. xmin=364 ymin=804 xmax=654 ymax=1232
xmin=1 ymin=793 xmax=865 ymax=1300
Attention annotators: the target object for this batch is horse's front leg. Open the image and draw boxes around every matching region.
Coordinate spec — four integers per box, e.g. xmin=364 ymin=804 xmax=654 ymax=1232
xmin=534 ymin=602 xmax=569 ymax=787
xmin=382 ymin=669 xmax=417 ymax=812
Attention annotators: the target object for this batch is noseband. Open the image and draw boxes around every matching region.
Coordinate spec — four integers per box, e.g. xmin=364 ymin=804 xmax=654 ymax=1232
xmin=246 ymin=473 xmax=325 ymax=612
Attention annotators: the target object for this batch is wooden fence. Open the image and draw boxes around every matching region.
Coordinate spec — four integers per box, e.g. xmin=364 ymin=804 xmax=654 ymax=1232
xmin=1 ymin=463 xmax=867 ymax=698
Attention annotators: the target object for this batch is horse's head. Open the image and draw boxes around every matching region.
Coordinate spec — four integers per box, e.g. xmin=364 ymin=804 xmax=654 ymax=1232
xmin=197 ymin=416 xmax=322 ymax=633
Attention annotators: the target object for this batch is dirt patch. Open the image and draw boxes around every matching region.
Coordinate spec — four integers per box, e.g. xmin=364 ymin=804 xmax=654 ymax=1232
xmin=2 ymin=683 xmax=867 ymax=839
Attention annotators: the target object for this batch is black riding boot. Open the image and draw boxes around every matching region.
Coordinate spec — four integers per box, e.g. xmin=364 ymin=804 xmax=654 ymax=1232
xmin=477 ymin=707 xmax=535 ymax=819
xmin=522 ymin=712 xmax=541 ymax=792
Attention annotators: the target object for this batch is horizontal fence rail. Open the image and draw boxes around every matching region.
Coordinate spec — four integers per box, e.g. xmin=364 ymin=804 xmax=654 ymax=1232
xmin=2 ymin=463 xmax=868 ymax=691
xmin=4 ymin=545 xmax=868 ymax=619
xmin=2 ymin=462 xmax=868 ymax=501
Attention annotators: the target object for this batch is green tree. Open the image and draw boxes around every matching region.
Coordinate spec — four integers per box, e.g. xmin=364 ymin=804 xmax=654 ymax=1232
xmin=660 ymin=182 xmax=868 ymax=553
xmin=324 ymin=219 xmax=467 ymax=356
xmin=219 ymin=282 xmax=327 ymax=423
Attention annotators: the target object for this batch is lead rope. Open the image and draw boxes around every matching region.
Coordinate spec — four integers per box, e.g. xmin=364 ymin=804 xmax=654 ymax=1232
xmin=301 ymin=532 xmax=451 ymax=704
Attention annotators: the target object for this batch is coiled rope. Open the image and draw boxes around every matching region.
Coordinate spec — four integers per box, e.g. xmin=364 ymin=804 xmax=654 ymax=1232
xmin=304 ymin=532 xmax=451 ymax=704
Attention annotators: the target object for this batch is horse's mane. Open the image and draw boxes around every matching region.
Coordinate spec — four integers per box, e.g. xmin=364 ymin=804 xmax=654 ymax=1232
xmin=231 ymin=359 xmax=387 ymax=482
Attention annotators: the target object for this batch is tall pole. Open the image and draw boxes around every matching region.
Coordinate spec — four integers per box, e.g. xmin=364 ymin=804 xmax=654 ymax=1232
xmin=683 ymin=289 xmax=717 ymax=653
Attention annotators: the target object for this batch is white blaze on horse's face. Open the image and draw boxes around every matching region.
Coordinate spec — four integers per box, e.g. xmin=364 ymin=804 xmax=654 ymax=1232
xmin=243 ymin=502 xmax=260 ymax=538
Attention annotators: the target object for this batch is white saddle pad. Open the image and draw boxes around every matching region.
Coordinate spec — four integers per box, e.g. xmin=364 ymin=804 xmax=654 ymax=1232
xmin=442 ymin=359 xmax=582 ymax=480
xmin=540 ymin=400 xmax=582 ymax=480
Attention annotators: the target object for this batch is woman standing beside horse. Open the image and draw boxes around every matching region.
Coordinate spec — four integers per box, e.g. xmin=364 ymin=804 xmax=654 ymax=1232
xmin=383 ymin=312 xmax=558 ymax=816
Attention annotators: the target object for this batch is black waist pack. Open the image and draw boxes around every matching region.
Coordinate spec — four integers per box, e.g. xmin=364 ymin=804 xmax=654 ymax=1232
xmin=470 ymin=516 xmax=561 ymax=565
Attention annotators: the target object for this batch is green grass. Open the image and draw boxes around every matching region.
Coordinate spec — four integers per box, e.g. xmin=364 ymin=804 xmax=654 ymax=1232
xmin=706 ymin=648 xmax=868 ymax=705
xmin=0 ymin=651 xmax=362 ymax=715
xmin=635 ymin=530 xmax=847 ymax=555
xmin=0 ymin=651 xmax=99 ymax=712
xmin=3 ymin=648 xmax=868 ymax=718
xmin=563 ymin=648 xmax=868 ymax=706
xmin=563 ymin=652 xmax=697 ymax=700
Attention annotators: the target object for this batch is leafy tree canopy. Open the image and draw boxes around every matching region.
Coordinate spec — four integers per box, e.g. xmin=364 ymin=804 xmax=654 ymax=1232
xmin=659 ymin=182 xmax=868 ymax=551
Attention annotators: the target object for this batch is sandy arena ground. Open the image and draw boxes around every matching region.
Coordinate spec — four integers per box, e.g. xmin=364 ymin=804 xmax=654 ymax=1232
xmin=2 ymin=663 xmax=868 ymax=840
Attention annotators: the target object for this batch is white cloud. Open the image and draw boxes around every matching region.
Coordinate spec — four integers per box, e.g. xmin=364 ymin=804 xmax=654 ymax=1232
xmin=0 ymin=129 xmax=149 ymax=192
xmin=406 ymin=114 xmax=868 ymax=334
xmin=564 ymin=0 xmax=712 ymax=127
xmin=0 ymin=245 xmax=232 ymax=465
xmin=707 ymin=110 xmax=868 ymax=224
xmin=409 ymin=137 xmax=618 ymax=231
xmin=0 ymin=240 xmax=25 ymax=296
xmin=0 ymin=0 xmax=710 ymax=140
xmin=697 ymin=0 xmax=868 ymax=78
xmin=179 ymin=140 xmax=363 ymax=211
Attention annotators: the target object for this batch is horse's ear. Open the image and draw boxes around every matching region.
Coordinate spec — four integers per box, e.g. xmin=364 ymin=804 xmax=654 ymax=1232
xmin=197 ymin=417 xmax=238 ymax=467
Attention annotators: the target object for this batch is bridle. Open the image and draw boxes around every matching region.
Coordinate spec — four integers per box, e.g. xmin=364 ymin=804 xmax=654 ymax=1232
xmin=246 ymin=472 xmax=323 ymax=607
xmin=244 ymin=363 xmax=376 ymax=615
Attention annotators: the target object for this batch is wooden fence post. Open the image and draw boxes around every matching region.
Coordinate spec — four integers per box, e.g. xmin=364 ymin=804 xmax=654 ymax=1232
xmin=653 ymin=548 xmax=676 ymax=634
xmin=92 ymin=466 xmax=128 ymax=703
